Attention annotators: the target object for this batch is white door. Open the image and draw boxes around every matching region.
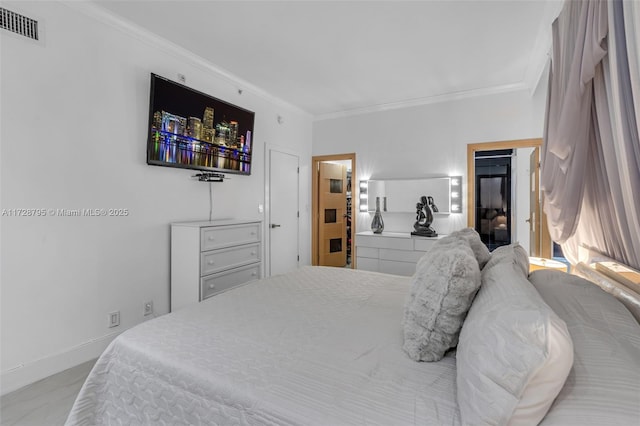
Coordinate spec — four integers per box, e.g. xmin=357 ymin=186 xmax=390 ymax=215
xmin=268 ymin=149 xmax=299 ymax=276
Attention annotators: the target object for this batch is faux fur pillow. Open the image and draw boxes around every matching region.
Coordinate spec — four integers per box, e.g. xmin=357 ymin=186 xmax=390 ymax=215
xmin=450 ymin=228 xmax=492 ymax=269
xmin=403 ymin=238 xmax=481 ymax=361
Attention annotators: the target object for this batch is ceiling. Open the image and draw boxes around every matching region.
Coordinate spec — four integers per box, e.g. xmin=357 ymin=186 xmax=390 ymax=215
xmin=92 ymin=0 xmax=564 ymax=119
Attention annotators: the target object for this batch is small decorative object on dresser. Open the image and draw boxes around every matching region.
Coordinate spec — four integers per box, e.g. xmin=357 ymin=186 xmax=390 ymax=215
xmin=371 ymin=196 xmax=384 ymax=234
xmin=411 ymin=195 xmax=437 ymax=237
xmin=171 ymin=219 xmax=262 ymax=311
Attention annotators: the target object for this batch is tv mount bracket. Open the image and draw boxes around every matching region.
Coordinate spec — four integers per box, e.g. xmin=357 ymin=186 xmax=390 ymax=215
xmin=192 ymin=172 xmax=226 ymax=182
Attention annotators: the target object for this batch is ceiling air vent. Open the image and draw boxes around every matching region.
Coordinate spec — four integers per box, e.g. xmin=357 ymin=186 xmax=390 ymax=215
xmin=0 ymin=7 xmax=38 ymax=41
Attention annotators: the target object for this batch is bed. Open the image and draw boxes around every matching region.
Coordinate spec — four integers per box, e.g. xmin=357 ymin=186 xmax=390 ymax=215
xmin=66 ymin=241 xmax=640 ymax=425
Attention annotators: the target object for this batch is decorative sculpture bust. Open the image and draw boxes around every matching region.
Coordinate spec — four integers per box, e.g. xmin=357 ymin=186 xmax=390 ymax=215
xmin=427 ymin=196 xmax=439 ymax=213
xmin=411 ymin=195 xmax=438 ymax=237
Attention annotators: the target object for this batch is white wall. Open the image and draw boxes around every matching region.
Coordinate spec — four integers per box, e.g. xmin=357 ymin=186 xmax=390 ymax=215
xmin=0 ymin=1 xmax=312 ymax=393
xmin=313 ymin=88 xmax=547 ymax=236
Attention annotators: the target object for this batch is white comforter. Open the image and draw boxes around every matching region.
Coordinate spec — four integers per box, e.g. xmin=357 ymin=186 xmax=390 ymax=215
xmin=66 ymin=267 xmax=460 ymax=425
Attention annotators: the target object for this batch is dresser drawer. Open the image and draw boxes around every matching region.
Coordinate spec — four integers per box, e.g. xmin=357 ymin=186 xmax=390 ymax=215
xmin=201 ymin=243 xmax=260 ymax=275
xmin=356 ymin=246 xmax=379 ymax=259
xmin=379 ymin=248 xmax=424 ymax=263
xmin=414 ymin=238 xmax=439 ymax=252
xmin=356 ymin=257 xmax=379 ymax=272
xmin=356 ymin=234 xmax=413 ymax=250
xmin=201 ymin=223 xmax=260 ymax=251
xmin=200 ymin=264 xmax=260 ymax=300
xmin=379 ymin=260 xmax=417 ymax=276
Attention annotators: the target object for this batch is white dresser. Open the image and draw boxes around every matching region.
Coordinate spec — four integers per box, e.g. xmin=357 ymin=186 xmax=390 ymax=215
xmin=355 ymin=231 xmax=444 ymax=276
xmin=171 ymin=219 xmax=262 ymax=311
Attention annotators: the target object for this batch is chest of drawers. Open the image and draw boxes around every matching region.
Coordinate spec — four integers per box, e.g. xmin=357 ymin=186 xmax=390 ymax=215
xmin=171 ymin=220 xmax=262 ymax=310
xmin=355 ymin=231 xmax=445 ymax=276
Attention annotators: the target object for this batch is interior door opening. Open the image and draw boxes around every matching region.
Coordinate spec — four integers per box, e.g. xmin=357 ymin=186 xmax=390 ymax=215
xmin=467 ymin=139 xmax=552 ymax=257
xmin=475 ymin=149 xmax=513 ymax=251
xmin=311 ymin=154 xmax=356 ymax=268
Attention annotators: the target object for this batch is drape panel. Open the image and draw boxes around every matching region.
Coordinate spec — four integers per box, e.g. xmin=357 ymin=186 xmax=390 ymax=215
xmin=543 ymin=0 xmax=640 ymax=270
xmin=542 ymin=0 xmax=608 ymax=244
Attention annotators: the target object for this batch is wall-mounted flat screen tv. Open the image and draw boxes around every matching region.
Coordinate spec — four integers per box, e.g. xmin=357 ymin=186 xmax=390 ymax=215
xmin=147 ymin=73 xmax=255 ymax=175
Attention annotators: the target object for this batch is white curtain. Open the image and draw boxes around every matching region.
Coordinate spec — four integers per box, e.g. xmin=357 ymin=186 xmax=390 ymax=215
xmin=542 ymin=0 xmax=640 ymax=270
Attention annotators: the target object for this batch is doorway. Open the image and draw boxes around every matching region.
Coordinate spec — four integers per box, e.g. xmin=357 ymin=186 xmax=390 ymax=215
xmin=466 ymin=139 xmax=551 ymax=257
xmin=475 ymin=149 xmax=513 ymax=251
xmin=311 ymin=153 xmax=356 ymax=268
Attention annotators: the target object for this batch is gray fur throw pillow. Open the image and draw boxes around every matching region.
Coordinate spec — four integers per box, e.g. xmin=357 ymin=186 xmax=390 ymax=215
xmin=449 ymin=228 xmax=492 ymax=269
xmin=403 ymin=239 xmax=481 ymax=361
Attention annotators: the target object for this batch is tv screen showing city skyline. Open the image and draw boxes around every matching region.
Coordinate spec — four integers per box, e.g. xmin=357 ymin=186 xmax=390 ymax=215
xmin=147 ymin=73 xmax=255 ymax=175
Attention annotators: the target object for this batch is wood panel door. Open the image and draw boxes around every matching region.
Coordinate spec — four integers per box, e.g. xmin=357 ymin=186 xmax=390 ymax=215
xmin=318 ymin=163 xmax=347 ymax=267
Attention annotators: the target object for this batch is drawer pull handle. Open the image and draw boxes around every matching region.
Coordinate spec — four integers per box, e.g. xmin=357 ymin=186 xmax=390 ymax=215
xmin=208 ymin=236 xmax=215 ymax=241
xmin=209 ymin=284 xmax=215 ymax=289
xmin=250 ymin=231 xmax=256 ymax=235
xmin=251 ymin=251 xmax=256 ymax=256
xmin=208 ymin=260 xmax=214 ymax=265
xmin=251 ymin=272 xmax=257 ymax=276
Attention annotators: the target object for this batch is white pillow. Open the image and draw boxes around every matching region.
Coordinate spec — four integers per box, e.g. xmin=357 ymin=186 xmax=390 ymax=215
xmin=456 ymin=261 xmax=573 ymax=425
xmin=403 ymin=237 xmax=481 ymax=362
xmin=509 ymin=313 xmax=574 ymax=425
xmin=483 ymin=243 xmax=530 ymax=277
xmin=529 ymin=270 xmax=640 ymax=424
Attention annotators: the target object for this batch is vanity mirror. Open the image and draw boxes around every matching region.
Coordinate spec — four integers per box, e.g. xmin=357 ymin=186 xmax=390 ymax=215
xmin=364 ymin=177 xmax=453 ymax=214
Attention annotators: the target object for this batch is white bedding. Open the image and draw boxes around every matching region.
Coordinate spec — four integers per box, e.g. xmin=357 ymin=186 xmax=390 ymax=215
xmin=530 ymin=271 xmax=640 ymax=425
xmin=67 ymin=266 xmax=640 ymax=426
xmin=66 ymin=267 xmax=460 ymax=425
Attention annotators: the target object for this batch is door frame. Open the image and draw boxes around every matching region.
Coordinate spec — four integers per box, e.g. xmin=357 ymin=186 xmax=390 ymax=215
xmin=311 ymin=153 xmax=356 ymax=267
xmin=466 ymin=138 xmax=551 ymax=258
xmin=265 ymin=144 xmax=300 ymax=277
xmin=530 ymin=147 xmax=542 ymax=256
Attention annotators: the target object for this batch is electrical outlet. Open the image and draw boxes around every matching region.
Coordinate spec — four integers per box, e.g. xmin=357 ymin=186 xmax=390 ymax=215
xmin=108 ymin=311 xmax=120 ymax=328
xmin=143 ymin=300 xmax=154 ymax=316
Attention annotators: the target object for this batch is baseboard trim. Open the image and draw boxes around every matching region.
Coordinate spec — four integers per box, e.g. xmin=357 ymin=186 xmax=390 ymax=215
xmin=1 ymin=331 xmax=120 ymax=396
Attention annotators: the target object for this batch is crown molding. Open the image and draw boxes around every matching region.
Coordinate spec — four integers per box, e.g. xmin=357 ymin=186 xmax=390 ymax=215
xmin=315 ymin=0 xmax=565 ymax=122
xmin=60 ymin=0 xmax=560 ymax=123
xmin=60 ymin=1 xmax=311 ymax=118
xmin=313 ymin=82 xmax=529 ymax=122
